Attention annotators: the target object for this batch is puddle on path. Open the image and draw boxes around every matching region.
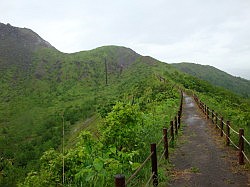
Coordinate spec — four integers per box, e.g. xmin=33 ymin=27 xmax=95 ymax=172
xmin=184 ymin=97 xmax=195 ymax=108
xmin=183 ymin=96 xmax=204 ymax=126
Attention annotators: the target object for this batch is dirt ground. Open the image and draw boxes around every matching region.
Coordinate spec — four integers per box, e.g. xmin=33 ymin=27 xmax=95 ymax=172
xmin=168 ymin=94 xmax=250 ymax=187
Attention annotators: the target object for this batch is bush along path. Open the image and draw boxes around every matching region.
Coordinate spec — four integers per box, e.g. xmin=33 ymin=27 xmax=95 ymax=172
xmin=114 ymin=91 xmax=184 ymax=187
xmin=168 ymin=93 xmax=249 ymax=187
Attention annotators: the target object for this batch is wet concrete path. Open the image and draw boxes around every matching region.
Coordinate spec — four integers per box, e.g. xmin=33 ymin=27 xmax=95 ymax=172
xmin=168 ymin=94 xmax=249 ymax=187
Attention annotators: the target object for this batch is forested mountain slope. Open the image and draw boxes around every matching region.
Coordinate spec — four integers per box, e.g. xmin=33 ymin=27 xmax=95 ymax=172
xmin=171 ymin=62 xmax=250 ymax=97
xmin=0 ymin=22 xmax=176 ymax=186
xmin=0 ymin=23 xmax=249 ymax=186
xmin=0 ymin=22 xmax=54 ymax=69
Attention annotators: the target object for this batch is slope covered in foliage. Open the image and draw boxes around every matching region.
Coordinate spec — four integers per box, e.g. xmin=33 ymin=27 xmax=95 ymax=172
xmin=171 ymin=62 xmax=250 ymax=97
xmin=0 ymin=23 xmax=179 ymax=185
xmin=0 ymin=22 xmax=54 ymax=70
xmin=167 ymin=69 xmax=250 ymax=144
xmin=0 ymin=23 xmax=249 ymax=186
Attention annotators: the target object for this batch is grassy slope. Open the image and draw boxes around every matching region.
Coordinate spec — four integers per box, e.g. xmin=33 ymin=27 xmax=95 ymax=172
xmin=0 ymin=25 xmax=249 ymax=185
xmin=171 ymin=62 xmax=250 ymax=97
xmin=0 ymin=44 xmax=181 ymax=185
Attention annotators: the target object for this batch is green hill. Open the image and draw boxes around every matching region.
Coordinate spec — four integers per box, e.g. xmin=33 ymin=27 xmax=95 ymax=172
xmin=0 ymin=22 xmax=177 ymax=185
xmin=0 ymin=23 xmax=249 ymax=186
xmin=0 ymin=22 xmax=55 ymax=70
xmin=171 ymin=62 xmax=250 ymax=97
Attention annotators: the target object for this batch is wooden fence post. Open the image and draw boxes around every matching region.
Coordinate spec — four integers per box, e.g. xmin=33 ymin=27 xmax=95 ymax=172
xmin=174 ymin=117 xmax=178 ymax=135
xmin=170 ymin=121 xmax=174 ymax=143
xmin=211 ymin=110 xmax=214 ymax=123
xmin=180 ymin=91 xmax=183 ymax=106
xmin=178 ymin=111 xmax=181 ymax=128
xmin=226 ymin=121 xmax=230 ymax=146
xmin=220 ymin=117 xmax=224 ymax=137
xmin=115 ymin=174 xmax=125 ymax=187
xmin=215 ymin=113 xmax=218 ymax=128
xmin=207 ymin=107 xmax=209 ymax=119
xmin=163 ymin=128 xmax=168 ymax=160
xmin=179 ymin=102 xmax=182 ymax=115
xmin=151 ymin=143 xmax=158 ymax=186
xmin=239 ymin=129 xmax=244 ymax=165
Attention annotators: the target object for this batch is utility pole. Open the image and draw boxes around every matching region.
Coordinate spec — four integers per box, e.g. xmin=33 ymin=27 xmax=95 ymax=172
xmin=62 ymin=114 xmax=65 ymax=184
xmin=105 ymin=57 xmax=108 ymax=86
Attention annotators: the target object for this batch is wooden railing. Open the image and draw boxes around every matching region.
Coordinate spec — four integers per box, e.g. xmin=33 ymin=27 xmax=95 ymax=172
xmin=114 ymin=91 xmax=183 ymax=187
xmin=193 ymin=94 xmax=250 ymax=165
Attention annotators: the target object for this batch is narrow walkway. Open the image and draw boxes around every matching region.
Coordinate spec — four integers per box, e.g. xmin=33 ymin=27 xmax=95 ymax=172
xmin=169 ymin=94 xmax=249 ymax=187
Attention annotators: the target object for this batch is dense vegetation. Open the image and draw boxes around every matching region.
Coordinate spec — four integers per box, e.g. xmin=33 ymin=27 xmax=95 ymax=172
xmin=172 ymin=62 xmax=250 ymax=97
xmin=167 ymin=70 xmax=250 ymax=151
xmin=0 ymin=42 xmax=181 ymax=186
xmin=21 ymin=77 xmax=180 ymax=186
xmin=0 ymin=23 xmax=249 ymax=186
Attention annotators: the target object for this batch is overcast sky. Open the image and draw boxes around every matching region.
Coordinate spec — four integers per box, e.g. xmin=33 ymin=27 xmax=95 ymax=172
xmin=1 ymin=0 xmax=250 ymax=79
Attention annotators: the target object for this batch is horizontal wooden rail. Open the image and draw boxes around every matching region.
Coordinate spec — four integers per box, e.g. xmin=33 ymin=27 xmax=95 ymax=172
xmin=193 ymin=94 xmax=250 ymax=165
xmin=115 ymin=91 xmax=183 ymax=187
